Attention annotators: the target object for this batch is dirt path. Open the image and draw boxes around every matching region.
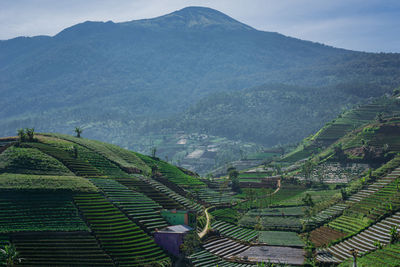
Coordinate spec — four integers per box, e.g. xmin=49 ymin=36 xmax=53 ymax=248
xmin=198 ymin=206 xmax=212 ymax=239
xmin=269 ymin=179 xmax=281 ymax=196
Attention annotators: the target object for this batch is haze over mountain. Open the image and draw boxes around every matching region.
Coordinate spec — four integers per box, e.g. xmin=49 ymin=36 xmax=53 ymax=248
xmin=1 ymin=6 xmax=400 ymax=172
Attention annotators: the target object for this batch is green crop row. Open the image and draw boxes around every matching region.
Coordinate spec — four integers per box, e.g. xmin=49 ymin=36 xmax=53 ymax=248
xmin=74 ymin=193 xmax=170 ymax=266
xmin=212 ymin=220 xmax=258 ymax=242
xmin=339 ymin=242 xmax=400 ymax=267
xmin=90 ymin=178 xmax=169 ymax=232
xmin=0 ymin=146 xmax=72 ymax=175
xmin=0 ymin=173 xmax=98 ymax=192
xmin=44 ymin=133 xmax=152 ymax=175
xmin=0 ymin=192 xmax=88 ymax=233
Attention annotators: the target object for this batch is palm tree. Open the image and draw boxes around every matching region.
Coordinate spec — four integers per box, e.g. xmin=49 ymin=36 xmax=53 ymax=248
xmin=0 ymin=243 xmax=23 ymax=266
xmin=74 ymin=127 xmax=82 ymax=138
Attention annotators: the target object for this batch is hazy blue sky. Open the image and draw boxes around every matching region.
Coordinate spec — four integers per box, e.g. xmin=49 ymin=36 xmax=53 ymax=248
xmin=1 ymin=0 xmax=399 ymax=52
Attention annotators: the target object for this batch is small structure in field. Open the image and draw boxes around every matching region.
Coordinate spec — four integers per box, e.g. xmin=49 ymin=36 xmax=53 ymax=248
xmin=161 ymin=210 xmax=196 ymax=227
xmin=154 ymin=225 xmax=193 ymax=256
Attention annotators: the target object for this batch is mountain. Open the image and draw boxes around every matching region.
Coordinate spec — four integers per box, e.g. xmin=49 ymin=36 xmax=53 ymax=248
xmin=1 ymin=6 xmax=400 ymax=173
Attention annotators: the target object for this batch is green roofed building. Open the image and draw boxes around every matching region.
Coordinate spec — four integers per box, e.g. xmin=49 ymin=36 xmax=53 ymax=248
xmin=161 ymin=210 xmax=196 ymax=228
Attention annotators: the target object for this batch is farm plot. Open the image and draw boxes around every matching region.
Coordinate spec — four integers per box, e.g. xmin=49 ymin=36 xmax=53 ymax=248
xmin=143 ymin=176 xmax=203 ymax=212
xmin=327 ymin=175 xmax=400 ymax=237
xmin=38 ymin=136 xmax=129 ymax=177
xmin=338 ymin=242 xmax=400 ymax=267
xmin=304 ymin=203 xmax=347 ymax=229
xmin=258 ymin=231 xmax=304 ymax=246
xmin=236 ymin=185 xmax=305 ymax=209
xmin=240 ymin=206 xmax=303 ymax=232
xmin=201 ymin=236 xmax=250 ymax=258
xmin=74 ymin=193 xmax=170 ymax=266
xmin=317 ymin=211 xmax=400 ymax=263
xmin=12 ymin=232 xmax=113 ymax=266
xmin=73 ymin=145 xmax=130 ymax=177
xmin=328 ymin=215 xmax=371 ymax=234
xmin=309 ymin=226 xmax=347 ymax=247
xmin=196 ymin=187 xmax=237 ymax=205
xmin=189 ymin=248 xmax=253 ymax=267
xmin=349 ymin=179 xmax=400 ymax=221
xmin=277 ymin=189 xmax=340 ymax=206
xmin=134 ymin=152 xmax=205 ymax=187
xmin=116 ymin=177 xmax=184 ymax=210
xmin=90 ymin=178 xmax=169 ymax=233
xmin=0 ymin=192 xmax=88 ymax=233
xmin=0 ymin=146 xmax=72 ymax=175
xmin=210 ymin=208 xmax=240 ymax=224
xmin=239 ymin=216 xmax=302 ymax=232
xmin=211 ymin=220 xmax=258 ymax=242
xmin=44 ymin=133 xmax=151 ymax=174
xmin=247 ymin=207 xmax=305 ymax=217
xmin=0 ymin=173 xmax=98 ymax=192
xmin=26 ymin=142 xmax=102 ymax=177
xmin=237 ymin=245 xmax=305 ymax=265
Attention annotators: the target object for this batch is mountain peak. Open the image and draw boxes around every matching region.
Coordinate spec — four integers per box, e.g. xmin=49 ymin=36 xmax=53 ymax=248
xmin=122 ymin=6 xmax=253 ymax=31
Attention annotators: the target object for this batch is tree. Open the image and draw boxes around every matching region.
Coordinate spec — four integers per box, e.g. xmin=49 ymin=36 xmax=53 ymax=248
xmin=74 ymin=127 xmax=82 ymax=138
xmin=25 ymin=128 xmax=35 ymax=142
xmin=17 ymin=129 xmax=25 ymax=142
xmin=302 ymin=193 xmax=314 ymax=207
xmin=0 ymin=243 xmax=23 ymax=266
xmin=228 ymin=168 xmax=240 ymax=193
xmin=390 ymin=226 xmax=399 ymax=244
xmin=333 ymin=144 xmax=346 ymax=162
xmin=340 ymin=188 xmax=348 ymax=201
xmin=180 ymin=231 xmax=200 ymax=256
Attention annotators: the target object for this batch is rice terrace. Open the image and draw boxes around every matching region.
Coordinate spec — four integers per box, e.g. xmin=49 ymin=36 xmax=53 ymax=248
xmin=1 ymin=1 xmax=400 ymax=267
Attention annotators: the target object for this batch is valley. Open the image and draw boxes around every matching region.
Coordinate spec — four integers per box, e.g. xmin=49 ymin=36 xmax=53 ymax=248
xmin=0 ymin=92 xmax=399 ymax=266
xmin=1 ymin=5 xmax=400 ymax=267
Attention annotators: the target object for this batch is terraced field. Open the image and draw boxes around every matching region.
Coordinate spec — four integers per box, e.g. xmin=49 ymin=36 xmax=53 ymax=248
xmin=0 ymin=146 xmax=73 ymax=175
xmin=201 ymin=236 xmax=250 ymax=259
xmin=133 ymin=153 xmax=205 ymax=187
xmin=210 ymin=208 xmax=240 ymax=224
xmin=338 ymin=242 xmax=400 ymax=267
xmin=116 ymin=177 xmax=184 ymax=210
xmin=239 ymin=207 xmax=303 ymax=232
xmin=309 ymin=167 xmax=400 ymax=245
xmin=0 ymin=192 xmax=88 ymax=233
xmin=90 ymin=178 xmax=169 ymax=233
xmin=189 ymin=248 xmax=253 ymax=267
xmin=305 ymin=203 xmax=347 ymax=229
xmin=211 ymin=221 xmax=258 ymax=242
xmin=309 ymin=226 xmax=347 ymax=247
xmin=317 ymin=211 xmax=400 ymax=263
xmin=44 ymin=133 xmax=151 ymax=174
xmin=74 ymin=193 xmax=170 ymax=266
xmin=143 ymin=176 xmax=203 ymax=212
xmin=26 ymin=142 xmax=103 ymax=177
xmin=196 ymin=187 xmax=237 ymax=206
xmin=282 ymin=98 xmax=400 ymax=162
xmin=258 ymin=231 xmax=304 ymax=246
xmin=12 ymin=232 xmax=114 ymax=266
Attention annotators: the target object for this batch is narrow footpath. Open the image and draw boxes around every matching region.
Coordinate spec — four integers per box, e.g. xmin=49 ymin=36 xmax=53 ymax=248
xmin=198 ymin=207 xmax=212 ymax=239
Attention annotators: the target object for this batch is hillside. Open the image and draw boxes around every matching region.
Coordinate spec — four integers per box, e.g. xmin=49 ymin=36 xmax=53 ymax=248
xmin=282 ymin=94 xmax=400 ymax=162
xmin=0 ymin=124 xmax=399 ymax=266
xmin=1 ymin=7 xmax=400 ymax=174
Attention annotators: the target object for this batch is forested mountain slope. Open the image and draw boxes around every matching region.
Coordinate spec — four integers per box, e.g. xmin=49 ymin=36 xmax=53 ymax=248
xmin=1 ymin=6 xmax=400 ymax=173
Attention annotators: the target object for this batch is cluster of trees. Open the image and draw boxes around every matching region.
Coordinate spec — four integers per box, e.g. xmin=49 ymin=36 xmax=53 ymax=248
xmin=17 ymin=128 xmax=35 ymax=143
